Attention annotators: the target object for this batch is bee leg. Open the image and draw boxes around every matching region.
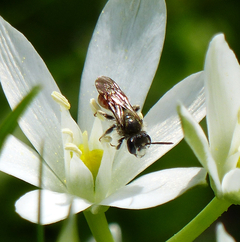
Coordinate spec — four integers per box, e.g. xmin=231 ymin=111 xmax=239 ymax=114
xmin=116 ymin=137 xmax=125 ymax=150
xmin=90 ymin=98 xmax=115 ymax=121
xmin=99 ymin=124 xmax=117 ymax=142
xmin=95 ymin=110 xmax=115 ymax=121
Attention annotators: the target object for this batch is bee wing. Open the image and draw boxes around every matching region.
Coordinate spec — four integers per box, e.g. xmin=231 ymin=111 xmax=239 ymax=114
xmin=95 ymin=76 xmax=139 ymax=126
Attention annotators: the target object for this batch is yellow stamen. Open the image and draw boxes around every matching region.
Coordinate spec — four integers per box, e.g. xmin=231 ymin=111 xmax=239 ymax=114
xmin=79 ymin=131 xmax=103 ymax=179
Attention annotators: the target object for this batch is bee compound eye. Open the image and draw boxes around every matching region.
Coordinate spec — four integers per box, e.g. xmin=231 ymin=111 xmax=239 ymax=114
xmin=134 ymin=133 xmax=151 ymax=148
xmin=127 ymin=134 xmax=151 ymax=158
xmin=127 ymin=138 xmax=136 ymax=155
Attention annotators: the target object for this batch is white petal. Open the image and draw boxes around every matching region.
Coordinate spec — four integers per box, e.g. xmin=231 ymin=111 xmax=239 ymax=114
xmin=0 ymin=135 xmax=66 ymax=192
xmin=222 ymin=169 xmax=240 ymax=203
xmin=78 ymin=0 xmax=166 ymax=132
xmin=95 ymin=144 xmax=115 ymax=202
xmin=109 ymin=72 xmax=205 ymax=194
xmin=178 ymin=104 xmax=222 ymax=193
xmin=88 ymin=118 xmax=104 ymax=150
xmin=224 ymin=151 xmax=240 ymax=176
xmin=101 ymin=167 xmax=206 ymax=209
xmin=61 ymin=108 xmax=82 ymax=145
xmin=109 ymin=223 xmax=122 ymax=242
xmin=88 ymin=118 xmax=115 ymax=201
xmin=0 ymin=17 xmax=65 ymax=180
xmin=205 ymin=34 xmax=240 ymax=164
xmin=66 ymin=154 xmax=95 ymax=202
xmin=216 ymin=223 xmax=236 ymax=242
xmin=15 ymin=190 xmax=92 ymax=224
xmin=228 ymin=116 xmax=240 ymax=163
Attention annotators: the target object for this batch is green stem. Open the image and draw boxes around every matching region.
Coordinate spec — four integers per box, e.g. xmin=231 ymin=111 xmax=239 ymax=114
xmin=83 ymin=211 xmax=115 ymax=242
xmin=166 ymin=197 xmax=231 ymax=242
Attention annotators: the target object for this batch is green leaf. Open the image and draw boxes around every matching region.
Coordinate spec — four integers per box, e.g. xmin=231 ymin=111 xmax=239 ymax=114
xmin=0 ymin=85 xmax=41 ymax=150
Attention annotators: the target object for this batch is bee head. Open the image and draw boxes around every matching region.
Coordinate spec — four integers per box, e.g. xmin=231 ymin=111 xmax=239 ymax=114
xmin=127 ymin=132 xmax=151 ymax=158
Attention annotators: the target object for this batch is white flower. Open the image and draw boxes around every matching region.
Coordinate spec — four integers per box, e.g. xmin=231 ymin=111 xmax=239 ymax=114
xmin=178 ymin=34 xmax=240 ymax=203
xmin=0 ymin=0 xmax=206 ymax=224
xmin=216 ymin=223 xmax=236 ymax=242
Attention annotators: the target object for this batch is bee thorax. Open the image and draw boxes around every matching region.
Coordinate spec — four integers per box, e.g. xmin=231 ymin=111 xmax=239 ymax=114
xmin=123 ymin=114 xmax=143 ymax=135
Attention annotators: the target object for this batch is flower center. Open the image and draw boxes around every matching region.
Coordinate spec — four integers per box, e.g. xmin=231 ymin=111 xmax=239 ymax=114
xmin=51 ymin=91 xmax=104 ymax=181
xmin=79 ymin=131 xmax=103 ymax=180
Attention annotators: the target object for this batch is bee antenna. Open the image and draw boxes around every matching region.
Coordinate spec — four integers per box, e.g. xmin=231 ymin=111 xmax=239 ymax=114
xmin=147 ymin=142 xmax=173 ymax=145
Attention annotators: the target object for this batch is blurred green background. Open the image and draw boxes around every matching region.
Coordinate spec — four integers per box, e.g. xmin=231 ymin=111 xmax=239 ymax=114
xmin=0 ymin=0 xmax=240 ymax=241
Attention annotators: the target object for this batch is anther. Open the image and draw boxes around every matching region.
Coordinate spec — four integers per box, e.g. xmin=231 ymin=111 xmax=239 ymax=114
xmin=65 ymin=143 xmax=82 ymax=157
xmin=90 ymin=98 xmax=101 ymax=114
xmin=62 ymin=128 xmax=74 ymax=141
xmin=51 ymin=91 xmax=71 ymax=110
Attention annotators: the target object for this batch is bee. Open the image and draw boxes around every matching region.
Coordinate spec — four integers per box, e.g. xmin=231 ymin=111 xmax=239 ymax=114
xmin=93 ymin=76 xmax=172 ymax=158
